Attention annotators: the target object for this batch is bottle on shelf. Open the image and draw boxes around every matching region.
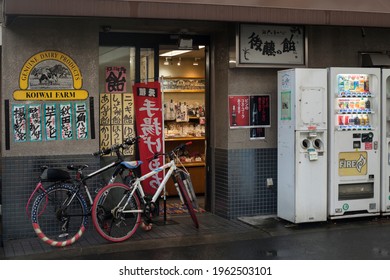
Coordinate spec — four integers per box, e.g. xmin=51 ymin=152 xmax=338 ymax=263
xmin=231 ymin=105 xmax=237 ymax=126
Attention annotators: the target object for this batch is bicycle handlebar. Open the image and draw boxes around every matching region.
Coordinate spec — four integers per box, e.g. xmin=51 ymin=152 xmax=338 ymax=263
xmin=93 ymin=136 xmax=140 ymax=157
xmin=148 ymin=141 xmax=192 ymax=161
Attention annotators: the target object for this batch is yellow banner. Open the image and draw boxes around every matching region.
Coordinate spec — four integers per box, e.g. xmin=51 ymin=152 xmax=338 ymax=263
xmin=338 ymin=152 xmax=367 ymax=176
xmin=13 ymin=89 xmax=89 ymax=101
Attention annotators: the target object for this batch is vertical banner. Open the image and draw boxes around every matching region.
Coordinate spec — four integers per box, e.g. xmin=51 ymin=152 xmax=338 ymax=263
xmin=110 ymin=93 xmax=123 ymax=146
xmin=44 ymin=104 xmax=57 ymax=141
xmin=123 ymin=93 xmax=135 ymax=156
xmin=133 ymin=81 xmax=164 ymax=195
xmin=13 ymin=105 xmax=27 ymax=142
xmin=60 ymin=104 xmax=73 ymax=140
xmin=99 ymin=93 xmax=111 ymax=151
xmin=75 ymin=102 xmax=88 ymax=139
xmin=28 ymin=104 xmax=42 ymax=141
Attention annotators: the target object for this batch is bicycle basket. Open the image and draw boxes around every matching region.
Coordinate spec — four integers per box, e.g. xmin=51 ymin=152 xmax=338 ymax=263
xmin=178 ymin=170 xmax=199 ymax=209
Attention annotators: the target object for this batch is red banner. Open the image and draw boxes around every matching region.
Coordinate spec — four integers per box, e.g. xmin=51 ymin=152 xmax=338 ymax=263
xmin=133 ymin=82 xmax=164 ymax=195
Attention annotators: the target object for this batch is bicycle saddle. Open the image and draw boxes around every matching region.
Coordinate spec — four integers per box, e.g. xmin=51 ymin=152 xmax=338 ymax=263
xmin=120 ymin=160 xmax=143 ymax=169
xmin=40 ymin=168 xmax=71 ymax=182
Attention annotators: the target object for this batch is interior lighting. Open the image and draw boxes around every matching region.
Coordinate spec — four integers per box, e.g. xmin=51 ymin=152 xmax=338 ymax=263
xmin=160 ymin=50 xmax=191 ymax=57
xmin=177 ymin=57 xmax=181 ymax=66
xmin=193 ymin=58 xmax=199 ymax=66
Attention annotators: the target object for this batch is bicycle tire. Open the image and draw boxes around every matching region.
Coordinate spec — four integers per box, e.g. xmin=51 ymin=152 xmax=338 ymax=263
xmin=176 ymin=174 xmax=199 ymax=228
xmin=31 ymin=183 xmax=88 ymax=247
xmin=92 ymin=183 xmax=141 ymax=242
xmin=178 ymin=169 xmax=199 ymax=209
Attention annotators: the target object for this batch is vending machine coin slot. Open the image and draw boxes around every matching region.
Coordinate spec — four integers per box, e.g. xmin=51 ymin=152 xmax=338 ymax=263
xmin=353 ymin=133 xmax=361 ymax=138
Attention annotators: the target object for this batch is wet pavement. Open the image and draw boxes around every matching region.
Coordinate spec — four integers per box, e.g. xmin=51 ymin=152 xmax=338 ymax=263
xmin=2 ymin=211 xmax=390 ymax=260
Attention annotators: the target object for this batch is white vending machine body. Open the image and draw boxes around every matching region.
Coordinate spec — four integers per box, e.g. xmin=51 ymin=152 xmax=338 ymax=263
xmin=277 ymin=68 xmax=328 ymax=223
xmin=328 ymin=67 xmax=381 ymax=219
xmin=381 ymin=69 xmax=390 ymax=215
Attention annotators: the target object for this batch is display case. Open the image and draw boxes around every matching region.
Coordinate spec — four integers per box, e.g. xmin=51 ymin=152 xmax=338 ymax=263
xmin=162 ymin=77 xmax=206 ymax=195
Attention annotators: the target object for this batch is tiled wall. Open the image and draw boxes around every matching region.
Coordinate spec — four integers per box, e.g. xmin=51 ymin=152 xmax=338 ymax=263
xmin=215 ymin=148 xmax=277 ymax=219
xmin=1 ymin=155 xmax=100 ymax=240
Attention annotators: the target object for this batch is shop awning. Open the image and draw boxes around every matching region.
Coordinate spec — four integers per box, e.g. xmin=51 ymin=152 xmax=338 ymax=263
xmin=4 ymin=0 xmax=390 ymax=28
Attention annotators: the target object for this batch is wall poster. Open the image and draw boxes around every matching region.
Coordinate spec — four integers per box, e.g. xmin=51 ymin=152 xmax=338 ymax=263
xmin=13 ymin=105 xmax=27 ymax=142
xmin=229 ymin=95 xmax=271 ymax=128
xmin=28 ymin=104 xmax=42 ymax=142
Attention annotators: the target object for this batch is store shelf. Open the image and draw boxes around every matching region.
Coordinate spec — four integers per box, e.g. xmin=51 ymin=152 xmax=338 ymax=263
xmin=162 ymin=77 xmax=206 ymax=195
xmin=165 ymin=136 xmax=205 ymax=141
xmin=176 ymin=162 xmax=206 ymax=167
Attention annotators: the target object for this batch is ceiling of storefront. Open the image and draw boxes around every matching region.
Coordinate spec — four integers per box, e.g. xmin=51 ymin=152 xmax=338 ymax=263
xmin=106 ymin=0 xmax=390 ymax=14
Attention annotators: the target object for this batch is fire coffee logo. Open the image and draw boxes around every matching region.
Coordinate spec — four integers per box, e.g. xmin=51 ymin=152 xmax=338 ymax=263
xmin=339 ymin=152 xmax=367 ymax=176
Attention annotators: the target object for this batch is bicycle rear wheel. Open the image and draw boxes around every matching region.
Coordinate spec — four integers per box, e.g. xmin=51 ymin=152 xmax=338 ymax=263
xmin=175 ymin=174 xmax=199 ymax=228
xmin=31 ymin=184 xmax=88 ymax=247
xmin=92 ymin=183 xmax=141 ymax=242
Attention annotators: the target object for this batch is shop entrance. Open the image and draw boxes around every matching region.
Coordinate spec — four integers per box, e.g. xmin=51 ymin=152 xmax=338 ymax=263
xmin=159 ymin=45 xmax=207 ymax=198
xmin=99 ymin=33 xmax=210 ymax=212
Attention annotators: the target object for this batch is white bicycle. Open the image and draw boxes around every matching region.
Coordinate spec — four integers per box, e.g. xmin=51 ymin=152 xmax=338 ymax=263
xmin=91 ymin=142 xmax=199 ymax=242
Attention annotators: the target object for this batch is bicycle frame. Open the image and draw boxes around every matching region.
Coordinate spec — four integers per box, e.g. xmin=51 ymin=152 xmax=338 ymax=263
xmin=121 ymin=159 xmax=181 ymax=212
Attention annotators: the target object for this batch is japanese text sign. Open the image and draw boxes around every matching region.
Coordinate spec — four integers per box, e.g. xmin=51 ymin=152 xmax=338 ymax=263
xmin=133 ymin=82 xmax=164 ymax=195
xmin=239 ymin=24 xmax=305 ymax=66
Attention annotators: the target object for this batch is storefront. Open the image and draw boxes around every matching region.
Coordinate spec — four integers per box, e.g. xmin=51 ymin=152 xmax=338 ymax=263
xmin=3 ymin=1 xmax=390 ymax=242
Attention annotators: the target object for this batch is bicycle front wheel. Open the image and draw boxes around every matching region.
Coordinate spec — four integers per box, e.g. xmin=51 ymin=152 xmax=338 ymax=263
xmin=176 ymin=174 xmax=199 ymax=228
xmin=92 ymin=183 xmax=141 ymax=242
xmin=31 ymin=183 xmax=88 ymax=247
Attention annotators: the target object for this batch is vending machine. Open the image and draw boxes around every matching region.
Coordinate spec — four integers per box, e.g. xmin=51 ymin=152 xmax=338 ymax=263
xmin=328 ymin=67 xmax=381 ymax=219
xmin=277 ymin=68 xmax=328 ymax=223
xmin=381 ymin=69 xmax=390 ymax=215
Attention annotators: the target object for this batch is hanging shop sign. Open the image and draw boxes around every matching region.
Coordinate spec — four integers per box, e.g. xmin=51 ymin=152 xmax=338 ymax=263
xmin=133 ymin=81 xmax=164 ymax=195
xmin=236 ymin=24 xmax=306 ymax=67
xmin=13 ymin=50 xmax=88 ymax=101
xmin=229 ymin=95 xmax=271 ymax=128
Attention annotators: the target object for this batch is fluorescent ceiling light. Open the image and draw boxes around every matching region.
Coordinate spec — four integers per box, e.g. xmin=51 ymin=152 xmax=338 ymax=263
xmin=159 ymin=50 xmax=192 ymax=57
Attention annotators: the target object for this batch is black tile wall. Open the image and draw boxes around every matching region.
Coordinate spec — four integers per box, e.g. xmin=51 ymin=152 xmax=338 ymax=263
xmin=1 ymin=155 xmax=100 ymax=240
xmin=215 ymin=148 xmax=277 ymax=219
